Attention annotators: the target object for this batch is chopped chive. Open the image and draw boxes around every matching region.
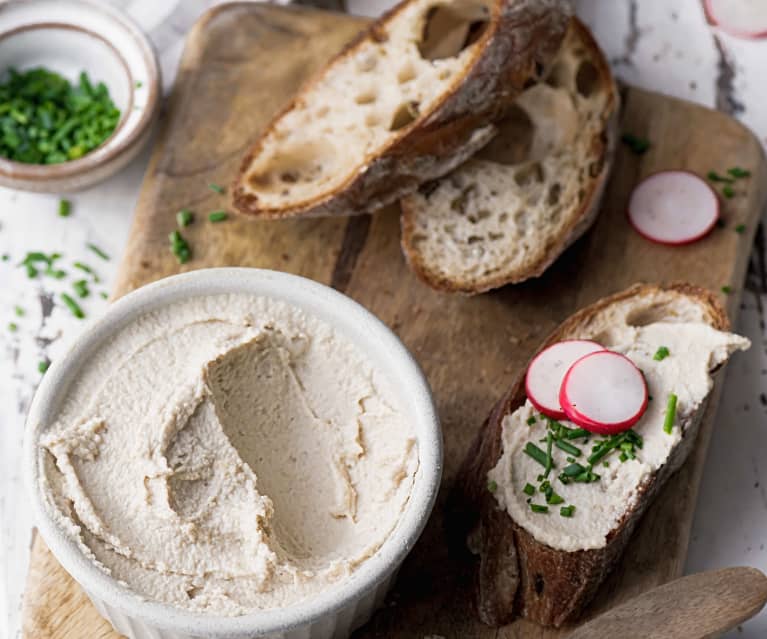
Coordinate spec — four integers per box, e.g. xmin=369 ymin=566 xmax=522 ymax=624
xmin=1 ymin=254 xmax=9 ymax=261
xmin=208 ymin=183 xmax=225 ymax=195
xmin=8 ymin=322 xmax=18 ymax=332
xmin=100 ymin=291 xmax=109 ymax=300
xmin=708 ymin=171 xmax=734 ymax=183
xmin=735 ymin=224 xmax=746 ymax=234
xmin=58 ymin=199 xmax=71 ymax=217
xmin=564 ymin=427 xmax=591 ymax=440
xmin=563 ymin=462 xmax=586 ymax=477
xmin=543 ymin=432 xmax=554 ymax=478
xmin=487 ymin=479 xmax=498 ymax=493
xmin=60 ymin=292 xmax=85 ymax=319
xmin=169 ymin=230 xmax=191 ymax=264
xmin=546 ymin=490 xmax=564 ymax=505
xmin=721 ymin=285 xmax=732 ymax=294
xmin=560 ymin=505 xmax=575 ymax=518
xmin=14 ymin=306 xmax=24 ymax=317
xmin=526 ymin=416 xmax=537 ymax=426
xmin=38 ymin=360 xmax=49 ymax=374
xmin=728 ymin=167 xmax=751 ymax=179
xmin=87 ymin=243 xmax=109 ymax=260
xmin=653 ymin=346 xmax=670 ymax=361
xmin=530 ymin=504 xmax=549 ymax=514
xmin=523 ymin=483 xmax=535 ymax=496
xmin=73 ymin=262 xmax=100 ymax=282
xmin=73 ymin=279 xmax=90 ymax=298
xmin=176 ymin=209 xmax=194 ymax=227
xmin=555 ymin=439 xmax=581 ymax=457
xmin=602 ymin=460 xmax=610 ymax=467
xmin=135 ymin=80 xmax=143 ymax=88
xmin=723 ymin=185 xmax=735 ymax=199
xmin=663 ymin=393 xmax=678 ymax=434
xmin=524 ymin=442 xmax=549 ymax=467
xmin=208 ymin=211 xmax=228 ymax=223
xmin=621 ymin=133 xmax=650 ymax=155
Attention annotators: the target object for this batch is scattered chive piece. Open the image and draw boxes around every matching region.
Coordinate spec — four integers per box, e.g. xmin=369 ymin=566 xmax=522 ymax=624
xmin=546 ymin=490 xmax=564 ymax=505
xmin=208 ymin=210 xmax=228 ymax=223
xmin=735 ymin=224 xmax=746 ymax=234
xmin=663 ymin=393 xmax=678 ymax=434
xmin=555 ymin=439 xmax=581 ymax=457
xmin=169 ymin=230 xmax=191 ymax=264
xmin=721 ymin=285 xmax=732 ymax=294
xmin=60 ymin=292 xmax=85 ymax=319
xmin=1 ymin=254 xmax=9 ymax=261
xmin=38 ymin=360 xmax=49 ymax=374
xmin=523 ymin=483 xmax=535 ymax=496
xmin=530 ymin=504 xmax=549 ymax=514
xmin=653 ymin=346 xmax=670 ymax=361
xmin=560 ymin=505 xmax=575 ymax=518
xmin=728 ymin=167 xmax=751 ymax=179
xmin=564 ymin=427 xmax=591 ymax=440
xmin=621 ymin=133 xmax=650 ymax=155
xmin=14 ymin=305 xmax=24 ymax=317
xmin=563 ymin=462 xmax=586 ymax=477
xmin=208 ymin=183 xmax=225 ymax=195
xmin=177 ymin=209 xmax=194 ymax=227
xmin=73 ymin=262 xmax=100 ymax=282
xmin=723 ymin=185 xmax=735 ymax=199
xmin=136 ymin=80 xmax=143 ymax=88
xmin=87 ymin=243 xmax=109 ymax=260
xmin=487 ymin=479 xmax=497 ymax=493
xmin=543 ymin=432 xmax=554 ymax=478
xmin=73 ymin=279 xmax=90 ymax=298
xmin=603 ymin=460 xmax=610 ymax=467
xmin=100 ymin=291 xmax=109 ymax=300
xmin=58 ymin=199 xmax=71 ymax=217
xmin=708 ymin=171 xmax=734 ymax=183
xmin=524 ymin=442 xmax=549 ymax=468
xmin=526 ymin=416 xmax=537 ymax=426
xmin=8 ymin=322 xmax=18 ymax=332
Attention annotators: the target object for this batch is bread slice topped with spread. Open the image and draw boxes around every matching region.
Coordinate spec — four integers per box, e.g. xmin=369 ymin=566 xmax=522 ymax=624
xmin=400 ymin=19 xmax=618 ymax=293
xmin=451 ymin=283 xmax=750 ymax=627
xmin=232 ymin=0 xmax=572 ymax=219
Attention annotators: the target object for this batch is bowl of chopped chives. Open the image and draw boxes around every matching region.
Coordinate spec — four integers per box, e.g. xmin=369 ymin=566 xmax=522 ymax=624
xmin=0 ymin=0 xmax=160 ymax=192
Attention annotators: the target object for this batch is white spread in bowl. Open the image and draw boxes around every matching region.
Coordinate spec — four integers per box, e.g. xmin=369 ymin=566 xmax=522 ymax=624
xmin=38 ymin=292 xmax=419 ymax=615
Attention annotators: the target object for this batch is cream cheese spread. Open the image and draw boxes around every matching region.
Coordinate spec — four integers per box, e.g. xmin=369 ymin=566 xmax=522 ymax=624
xmin=38 ymin=293 xmax=418 ymax=614
xmin=488 ymin=321 xmax=749 ymax=552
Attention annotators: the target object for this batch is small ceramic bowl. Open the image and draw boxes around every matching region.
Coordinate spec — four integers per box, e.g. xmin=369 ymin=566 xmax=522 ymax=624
xmin=25 ymin=268 xmax=443 ymax=639
xmin=0 ymin=0 xmax=160 ymax=192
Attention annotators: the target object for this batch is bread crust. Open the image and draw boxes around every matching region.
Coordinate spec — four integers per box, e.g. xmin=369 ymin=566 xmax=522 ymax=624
xmin=449 ymin=283 xmax=729 ymax=627
xmin=232 ymin=0 xmax=572 ymax=219
xmin=400 ymin=18 xmax=619 ymax=294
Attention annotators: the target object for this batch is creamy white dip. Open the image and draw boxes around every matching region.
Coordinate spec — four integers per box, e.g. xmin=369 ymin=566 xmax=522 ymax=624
xmin=488 ymin=321 xmax=749 ymax=552
xmin=38 ymin=293 xmax=418 ymax=614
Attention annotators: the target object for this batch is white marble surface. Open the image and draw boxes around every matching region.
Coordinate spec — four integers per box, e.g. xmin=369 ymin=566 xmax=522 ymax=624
xmin=1 ymin=1 xmax=766 ymax=637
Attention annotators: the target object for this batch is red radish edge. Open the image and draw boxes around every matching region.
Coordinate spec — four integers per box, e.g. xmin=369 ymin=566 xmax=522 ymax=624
xmin=627 ymin=170 xmax=720 ymax=247
xmin=559 ymin=351 xmax=648 ymax=435
xmin=525 ymin=340 xmax=604 ymax=420
xmin=704 ymin=0 xmax=767 ymax=39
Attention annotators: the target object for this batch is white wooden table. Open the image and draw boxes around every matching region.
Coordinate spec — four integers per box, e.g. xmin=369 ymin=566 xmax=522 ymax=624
xmin=1 ymin=1 xmax=766 ymax=637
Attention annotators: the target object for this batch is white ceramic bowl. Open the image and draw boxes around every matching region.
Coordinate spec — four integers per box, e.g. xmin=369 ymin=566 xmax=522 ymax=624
xmin=0 ymin=0 xmax=160 ymax=192
xmin=24 ymin=268 xmax=442 ymax=639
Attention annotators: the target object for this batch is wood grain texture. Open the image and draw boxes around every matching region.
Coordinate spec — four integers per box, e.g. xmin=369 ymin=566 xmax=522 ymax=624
xmin=566 ymin=567 xmax=767 ymax=639
xmin=22 ymin=4 xmax=767 ymax=638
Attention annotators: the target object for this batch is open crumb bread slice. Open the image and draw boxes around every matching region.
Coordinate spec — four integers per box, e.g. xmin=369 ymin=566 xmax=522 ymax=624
xmin=232 ymin=0 xmax=572 ymax=219
xmin=449 ymin=283 xmax=747 ymax=628
xmin=400 ymin=19 xmax=618 ymax=293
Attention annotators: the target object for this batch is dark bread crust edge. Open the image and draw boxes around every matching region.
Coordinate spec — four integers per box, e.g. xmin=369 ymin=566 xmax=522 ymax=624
xmin=399 ymin=18 xmax=619 ymax=294
xmin=449 ymin=282 xmax=729 ymax=627
xmin=231 ymin=0 xmax=572 ymax=219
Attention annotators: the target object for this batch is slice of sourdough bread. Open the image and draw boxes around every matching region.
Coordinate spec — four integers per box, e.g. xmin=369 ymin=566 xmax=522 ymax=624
xmin=232 ymin=0 xmax=572 ymax=219
xmin=449 ymin=283 xmax=748 ymax=628
xmin=400 ymin=19 xmax=618 ymax=293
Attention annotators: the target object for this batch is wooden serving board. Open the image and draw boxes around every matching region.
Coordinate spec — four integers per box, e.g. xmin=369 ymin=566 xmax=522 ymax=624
xmin=22 ymin=4 xmax=767 ymax=638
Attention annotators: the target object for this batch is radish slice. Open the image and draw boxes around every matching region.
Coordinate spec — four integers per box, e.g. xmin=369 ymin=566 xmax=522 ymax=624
xmin=704 ymin=0 xmax=767 ymax=39
xmin=525 ymin=340 xmax=604 ymax=419
xmin=559 ymin=351 xmax=648 ymax=435
xmin=628 ymin=170 xmax=719 ymax=246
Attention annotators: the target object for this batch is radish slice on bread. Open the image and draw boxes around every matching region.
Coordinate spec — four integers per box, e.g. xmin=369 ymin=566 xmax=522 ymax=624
xmin=525 ymin=340 xmax=604 ymax=419
xmin=704 ymin=0 xmax=767 ymax=39
xmin=559 ymin=350 xmax=648 ymax=435
xmin=628 ymin=170 xmax=719 ymax=245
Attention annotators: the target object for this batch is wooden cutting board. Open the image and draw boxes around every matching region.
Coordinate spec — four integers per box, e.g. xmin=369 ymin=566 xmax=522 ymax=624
xmin=22 ymin=3 xmax=767 ymax=638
